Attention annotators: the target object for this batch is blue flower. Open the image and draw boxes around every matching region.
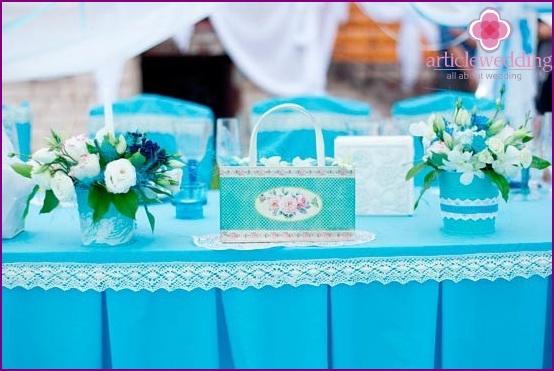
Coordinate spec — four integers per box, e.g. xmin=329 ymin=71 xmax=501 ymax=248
xmin=472 ymin=115 xmax=489 ymax=131
xmin=471 ymin=135 xmax=487 ymax=153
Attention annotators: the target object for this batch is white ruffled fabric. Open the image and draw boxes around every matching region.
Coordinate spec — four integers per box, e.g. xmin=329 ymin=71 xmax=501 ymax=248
xmin=2 ymin=127 xmax=34 ymax=239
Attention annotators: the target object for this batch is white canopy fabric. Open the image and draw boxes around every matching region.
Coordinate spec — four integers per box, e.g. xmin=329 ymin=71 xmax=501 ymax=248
xmin=210 ymin=2 xmax=349 ymax=96
xmin=2 ymin=2 xmax=552 ymax=122
xmin=2 ymin=2 xmax=217 ymax=82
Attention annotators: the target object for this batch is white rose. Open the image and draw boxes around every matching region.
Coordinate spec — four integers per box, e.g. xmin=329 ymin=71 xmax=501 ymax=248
xmin=163 ymin=168 xmax=183 ymax=194
xmin=477 ymin=150 xmax=494 ymax=164
xmin=104 ymin=158 xmax=137 ymax=194
xmin=519 ymin=147 xmax=532 ymax=168
xmin=487 ymin=137 xmax=504 ymax=154
xmin=51 ymin=171 xmax=75 ymax=202
xmin=32 ymin=147 xmax=57 ymax=164
xmin=69 ymin=153 xmax=101 ymax=181
xmin=63 ymin=134 xmax=89 ymax=161
xmin=115 ymin=134 xmax=127 ymax=155
xmin=30 ymin=161 xmax=53 ymax=190
xmin=455 ymin=109 xmax=471 ymax=127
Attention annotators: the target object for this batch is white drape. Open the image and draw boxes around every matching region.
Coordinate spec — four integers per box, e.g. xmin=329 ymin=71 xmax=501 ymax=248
xmin=210 ymin=2 xmax=349 ymax=96
xmin=2 ymin=2 xmax=217 ymax=82
xmin=2 ymin=2 xmax=551 ymax=111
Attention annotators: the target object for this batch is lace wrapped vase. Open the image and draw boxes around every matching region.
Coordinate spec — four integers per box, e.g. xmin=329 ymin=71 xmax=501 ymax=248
xmin=76 ymin=188 xmax=136 ymax=246
xmin=438 ymin=171 xmax=499 ymax=235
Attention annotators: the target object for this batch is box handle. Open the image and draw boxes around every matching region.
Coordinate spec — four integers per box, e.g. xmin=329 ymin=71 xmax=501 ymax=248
xmin=249 ymin=103 xmax=325 ymax=167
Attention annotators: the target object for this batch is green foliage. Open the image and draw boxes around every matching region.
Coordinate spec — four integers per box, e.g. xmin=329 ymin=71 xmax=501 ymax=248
xmin=129 ymin=152 xmax=146 ymax=167
xmin=531 ymin=156 xmax=551 ymax=170
xmin=88 ymin=185 xmax=112 ymax=223
xmin=23 ymin=185 xmax=39 ymax=219
xmin=40 ymin=190 xmax=60 ymax=214
xmin=10 ymin=163 xmax=33 ymax=178
xmin=144 ymin=203 xmax=155 ymax=233
xmin=484 ymin=170 xmax=510 ymax=202
xmin=405 ymin=162 xmax=428 ymax=181
xmin=414 ymin=170 xmax=438 ymax=210
xmin=112 ymin=190 xmax=139 ymax=220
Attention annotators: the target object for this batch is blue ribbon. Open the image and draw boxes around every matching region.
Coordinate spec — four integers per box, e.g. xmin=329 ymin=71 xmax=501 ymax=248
xmin=440 ymin=204 xmax=498 ymax=214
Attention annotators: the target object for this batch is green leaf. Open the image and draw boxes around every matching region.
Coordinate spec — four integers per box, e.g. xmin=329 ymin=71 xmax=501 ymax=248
xmin=429 ymin=153 xmax=447 ymax=168
xmin=129 ymin=152 xmax=146 ymax=167
xmin=521 ymin=135 xmax=533 ymax=144
xmin=405 ymin=162 xmax=428 ymax=181
xmin=86 ymin=142 xmax=100 ymax=154
xmin=530 ymin=156 xmax=551 ymax=170
xmin=23 ymin=185 xmax=40 ymax=219
xmin=50 ymin=130 xmax=62 ymax=145
xmin=414 ymin=170 xmax=438 ymax=210
xmin=40 ymin=190 xmax=60 ymax=214
xmin=112 ymin=190 xmax=139 ymax=220
xmin=88 ymin=186 xmax=112 ymax=223
xmin=143 ymin=203 xmax=155 ymax=233
xmin=485 ymin=170 xmax=510 ymax=202
xmin=10 ymin=163 xmax=33 ymax=178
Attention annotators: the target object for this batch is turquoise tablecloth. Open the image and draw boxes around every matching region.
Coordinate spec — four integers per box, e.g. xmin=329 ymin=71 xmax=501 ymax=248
xmin=2 ymin=191 xmax=552 ymax=369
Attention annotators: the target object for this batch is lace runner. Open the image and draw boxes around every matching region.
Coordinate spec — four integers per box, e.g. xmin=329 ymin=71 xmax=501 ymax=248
xmin=193 ymin=231 xmax=376 ymax=250
xmin=2 ymin=251 xmax=551 ymax=292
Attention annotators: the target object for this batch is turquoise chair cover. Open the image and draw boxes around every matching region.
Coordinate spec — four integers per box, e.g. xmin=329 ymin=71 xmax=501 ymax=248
xmin=391 ymin=91 xmax=496 ymax=116
xmin=391 ymin=91 xmax=496 ymax=186
xmin=2 ymin=102 xmax=32 ymax=160
xmin=250 ymin=96 xmax=371 ymax=161
xmin=89 ymin=94 xmax=215 ymax=186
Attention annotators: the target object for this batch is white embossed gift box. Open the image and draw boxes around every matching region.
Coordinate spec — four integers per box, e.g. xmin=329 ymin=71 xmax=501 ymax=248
xmin=220 ymin=104 xmax=356 ymax=243
xmin=334 ymin=136 xmax=414 ymax=216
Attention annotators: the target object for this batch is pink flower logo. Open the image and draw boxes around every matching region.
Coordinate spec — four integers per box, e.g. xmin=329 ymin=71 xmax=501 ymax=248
xmin=468 ymin=8 xmax=511 ymax=52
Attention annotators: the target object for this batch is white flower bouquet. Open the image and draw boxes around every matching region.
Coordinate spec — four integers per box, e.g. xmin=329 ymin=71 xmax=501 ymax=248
xmin=406 ymin=88 xmax=551 ymax=208
xmin=10 ymin=129 xmax=184 ymax=231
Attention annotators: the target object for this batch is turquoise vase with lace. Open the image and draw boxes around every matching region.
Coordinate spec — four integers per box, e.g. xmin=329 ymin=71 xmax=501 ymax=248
xmin=438 ymin=172 xmax=499 ymax=235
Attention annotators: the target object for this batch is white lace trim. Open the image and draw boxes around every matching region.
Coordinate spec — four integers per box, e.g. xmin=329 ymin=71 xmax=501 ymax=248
xmin=440 ymin=197 xmax=499 ymax=206
xmin=194 ymin=231 xmax=375 ymax=250
xmin=441 ymin=211 xmax=497 ymax=220
xmin=2 ymin=251 xmax=550 ymax=292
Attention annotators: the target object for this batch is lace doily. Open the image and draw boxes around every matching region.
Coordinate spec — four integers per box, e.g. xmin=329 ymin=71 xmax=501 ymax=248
xmin=2 ymin=251 xmax=551 ymax=292
xmin=193 ymin=230 xmax=376 ymax=250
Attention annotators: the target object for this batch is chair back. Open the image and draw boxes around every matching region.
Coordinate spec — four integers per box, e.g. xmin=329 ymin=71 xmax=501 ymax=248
xmin=89 ymin=94 xmax=215 ymax=186
xmin=250 ymin=95 xmax=372 ymax=161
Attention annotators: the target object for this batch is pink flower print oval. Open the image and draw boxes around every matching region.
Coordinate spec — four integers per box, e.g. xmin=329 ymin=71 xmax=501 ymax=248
xmin=255 ymin=187 xmax=322 ymax=222
xmin=468 ymin=8 xmax=511 ymax=52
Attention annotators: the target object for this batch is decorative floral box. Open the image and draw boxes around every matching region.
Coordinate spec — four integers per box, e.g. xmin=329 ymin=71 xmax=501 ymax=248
xmin=220 ymin=104 xmax=356 ymax=243
xmin=334 ymin=136 xmax=414 ymax=216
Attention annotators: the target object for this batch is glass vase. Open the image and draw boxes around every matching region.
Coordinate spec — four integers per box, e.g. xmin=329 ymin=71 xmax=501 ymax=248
xmin=76 ymin=189 xmax=136 ymax=246
xmin=438 ymin=171 xmax=499 ymax=235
